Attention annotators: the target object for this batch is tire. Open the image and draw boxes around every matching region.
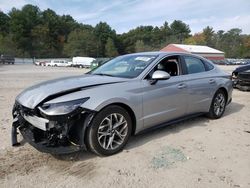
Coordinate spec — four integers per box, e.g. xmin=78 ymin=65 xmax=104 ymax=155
xmin=86 ymin=105 xmax=132 ymax=156
xmin=207 ymin=89 xmax=227 ymax=119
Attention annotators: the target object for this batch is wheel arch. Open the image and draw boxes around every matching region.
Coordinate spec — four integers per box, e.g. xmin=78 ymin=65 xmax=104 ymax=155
xmin=97 ymin=102 xmax=137 ymax=135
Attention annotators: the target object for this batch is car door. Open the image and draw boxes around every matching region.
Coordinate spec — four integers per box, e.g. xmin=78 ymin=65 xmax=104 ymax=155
xmin=59 ymin=61 xmax=63 ymax=66
xmin=142 ymin=55 xmax=188 ymax=129
xmin=182 ymin=55 xmax=217 ymax=114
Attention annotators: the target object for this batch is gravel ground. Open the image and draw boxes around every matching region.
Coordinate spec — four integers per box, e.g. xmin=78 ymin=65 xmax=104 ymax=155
xmin=0 ymin=64 xmax=249 ymax=188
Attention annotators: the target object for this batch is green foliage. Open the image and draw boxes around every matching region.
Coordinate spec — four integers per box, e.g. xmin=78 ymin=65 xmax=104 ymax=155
xmin=8 ymin=5 xmax=41 ymax=56
xmin=105 ymin=38 xmax=118 ymax=57
xmin=64 ymin=28 xmax=99 ymax=57
xmin=185 ymin=27 xmax=249 ymax=58
xmin=0 ymin=11 xmax=10 ymax=34
xmin=135 ymin=40 xmax=146 ymax=52
xmin=202 ymin=26 xmax=215 ymax=47
xmin=0 ymin=4 xmax=249 ymax=58
xmin=170 ymin=20 xmax=191 ymax=43
xmin=94 ymin=22 xmax=116 ymax=57
xmin=0 ymin=34 xmax=18 ymax=55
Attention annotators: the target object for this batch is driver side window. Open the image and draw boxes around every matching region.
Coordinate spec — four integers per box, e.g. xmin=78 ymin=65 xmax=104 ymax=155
xmin=146 ymin=56 xmax=181 ymax=79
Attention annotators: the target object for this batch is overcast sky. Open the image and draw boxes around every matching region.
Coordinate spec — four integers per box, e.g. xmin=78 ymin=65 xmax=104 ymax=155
xmin=0 ymin=0 xmax=250 ymax=34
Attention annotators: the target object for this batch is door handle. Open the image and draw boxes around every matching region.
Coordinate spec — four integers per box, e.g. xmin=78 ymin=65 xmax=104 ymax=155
xmin=178 ymin=83 xmax=186 ymax=89
xmin=209 ymin=79 xmax=216 ymax=84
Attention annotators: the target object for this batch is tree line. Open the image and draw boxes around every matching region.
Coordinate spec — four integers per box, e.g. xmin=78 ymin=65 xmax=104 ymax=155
xmin=0 ymin=4 xmax=250 ymax=58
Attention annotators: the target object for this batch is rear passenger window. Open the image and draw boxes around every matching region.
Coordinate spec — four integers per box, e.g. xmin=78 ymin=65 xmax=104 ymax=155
xmin=184 ymin=56 xmax=206 ymax=74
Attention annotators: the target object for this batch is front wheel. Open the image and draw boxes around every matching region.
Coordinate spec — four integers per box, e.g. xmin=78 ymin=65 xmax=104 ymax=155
xmin=86 ymin=105 xmax=132 ymax=156
xmin=207 ymin=89 xmax=226 ymax=119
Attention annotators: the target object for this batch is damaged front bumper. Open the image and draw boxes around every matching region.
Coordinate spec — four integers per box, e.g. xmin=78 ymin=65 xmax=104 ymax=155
xmin=11 ymin=102 xmax=94 ymax=154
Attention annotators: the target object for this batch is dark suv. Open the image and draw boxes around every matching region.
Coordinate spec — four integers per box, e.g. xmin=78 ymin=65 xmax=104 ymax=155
xmin=0 ymin=54 xmax=15 ymax=64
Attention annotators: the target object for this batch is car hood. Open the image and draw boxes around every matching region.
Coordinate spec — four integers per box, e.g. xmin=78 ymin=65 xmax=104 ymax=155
xmin=233 ymin=64 xmax=250 ymax=73
xmin=16 ymin=74 xmax=128 ymax=109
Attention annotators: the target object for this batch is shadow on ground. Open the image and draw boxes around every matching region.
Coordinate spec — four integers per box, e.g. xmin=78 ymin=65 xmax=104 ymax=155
xmin=223 ymin=101 xmax=244 ymax=117
xmin=0 ymin=102 xmax=244 ymax=179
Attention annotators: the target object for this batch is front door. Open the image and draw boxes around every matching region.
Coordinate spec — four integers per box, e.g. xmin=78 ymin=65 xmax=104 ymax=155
xmin=142 ymin=55 xmax=188 ymax=129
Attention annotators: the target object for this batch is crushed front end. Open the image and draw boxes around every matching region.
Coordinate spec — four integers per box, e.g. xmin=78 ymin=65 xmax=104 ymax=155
xmin=12 ymin=101 xmax=93 ymax=154
xmin=232 ymin=65 xmax=250 ymax=91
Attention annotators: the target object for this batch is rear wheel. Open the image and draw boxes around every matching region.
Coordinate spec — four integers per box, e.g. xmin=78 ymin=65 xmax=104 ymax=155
xmin=207 ymin=89 xmax=226 ymax=119
xmin=86 ymin=105 xmax=132 ymax=156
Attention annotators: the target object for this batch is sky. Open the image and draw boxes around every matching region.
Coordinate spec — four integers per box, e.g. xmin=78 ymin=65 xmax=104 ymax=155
xmin=0 ymin=0 xmax=250 ymax=34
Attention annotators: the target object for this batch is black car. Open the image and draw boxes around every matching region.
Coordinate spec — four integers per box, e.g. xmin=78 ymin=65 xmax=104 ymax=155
xmin=232 ymin=64 xmax=250 ymax=91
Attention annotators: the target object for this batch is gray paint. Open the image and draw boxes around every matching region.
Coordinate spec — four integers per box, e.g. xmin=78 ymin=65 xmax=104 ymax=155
xmin=15 ymin=52 xmax=233 ymax=134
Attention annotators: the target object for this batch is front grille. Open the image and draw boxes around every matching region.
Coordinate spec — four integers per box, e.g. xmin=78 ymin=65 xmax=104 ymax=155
xmin=238 ymin=72 xmax=250 ymax=81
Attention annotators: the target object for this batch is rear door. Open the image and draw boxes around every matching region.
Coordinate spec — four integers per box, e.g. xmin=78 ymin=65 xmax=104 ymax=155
xmin=182 ymin=55 xmax=217 ymax=114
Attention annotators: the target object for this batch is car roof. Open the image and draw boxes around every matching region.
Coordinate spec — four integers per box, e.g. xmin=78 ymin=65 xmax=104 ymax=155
xmin=128 ymin=51 xmax=187 ymax=56
xmin=123 ymin=51 xmax=208 ymax=60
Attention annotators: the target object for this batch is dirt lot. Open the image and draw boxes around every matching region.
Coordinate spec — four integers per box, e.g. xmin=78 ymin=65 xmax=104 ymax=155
xmin=0 ymin=64 xmax=250 ymax=188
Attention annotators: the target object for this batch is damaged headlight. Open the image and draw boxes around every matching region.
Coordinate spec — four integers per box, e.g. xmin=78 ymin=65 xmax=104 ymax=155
xmin=38 ymin=98 xmax=89 ymax=116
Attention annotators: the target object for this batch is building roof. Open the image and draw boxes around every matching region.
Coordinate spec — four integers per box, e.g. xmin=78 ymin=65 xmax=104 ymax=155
xmin=161 ymin=44 xmax=224 ymax=54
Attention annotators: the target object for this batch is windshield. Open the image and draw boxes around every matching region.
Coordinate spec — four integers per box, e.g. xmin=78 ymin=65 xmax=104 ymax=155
xmin=90 ymin=54 xmax=157 ymax=78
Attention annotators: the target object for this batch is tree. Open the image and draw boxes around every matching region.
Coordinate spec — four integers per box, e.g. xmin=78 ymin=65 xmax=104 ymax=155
xmin=0 ymin=11 xmax=10 ymax=35
xmin=40 ymin=9 xmax=65 ymax=57
xmin=1 ymin=4 xmax=250 ymax=58
xmin=9 ymin=5 xmax=41 ymax=57
xmin=94 ymin=22 xmax=116 ymax=56
xmin=105 ymin=38 xmax=118 ymax=57
xmin=135 ymin=40 xmax=146 ymax=52
xmin=64 ymin=28 xmax=99 ymax=57
xmin=216 ymin=28 xmax=242 ymax=58
xmin=203 ymin=26 xmax=215 ymax=47
xmin=241 ymin=35 xmax=250 ymax=58
xmin=170 ymin=20 xmax=191 ymax=43
xmin=31 ymin=24 xmax=50 ymax=57
xmin=0 ymin=34 xmax=18 ymax=55
xmin=185 ymin=33 xmax=205 ymax=45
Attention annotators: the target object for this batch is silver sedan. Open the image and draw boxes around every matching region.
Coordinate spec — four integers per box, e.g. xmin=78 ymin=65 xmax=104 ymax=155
xmin=12 ymin=52 xmax=233 ymax=156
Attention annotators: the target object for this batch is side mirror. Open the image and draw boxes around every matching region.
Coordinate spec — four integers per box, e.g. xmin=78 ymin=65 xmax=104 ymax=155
xmin=151 ymin=70 xmax=170 ymax=83
xmin=150 ymin=70 xmax=170 ymax=85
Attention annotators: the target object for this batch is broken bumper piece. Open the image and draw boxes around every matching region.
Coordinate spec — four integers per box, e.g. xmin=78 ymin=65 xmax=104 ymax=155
xmin=12 ymin=102 xmax=93 ymax=154
xmin=20 ymin=126 xmax=81 ymax=154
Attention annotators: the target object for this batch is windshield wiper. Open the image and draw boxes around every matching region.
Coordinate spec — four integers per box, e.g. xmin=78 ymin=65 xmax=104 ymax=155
xmin=92 ymin=73 xmax=115 ymax=77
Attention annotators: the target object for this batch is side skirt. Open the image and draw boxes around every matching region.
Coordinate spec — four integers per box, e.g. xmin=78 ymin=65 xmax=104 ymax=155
xmin=136 ymin=112 xmax=205 ymax=135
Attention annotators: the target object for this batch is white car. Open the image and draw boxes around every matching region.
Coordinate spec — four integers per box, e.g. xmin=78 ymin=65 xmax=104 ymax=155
xmin=47 ymin=60 xmax=70 ymax=67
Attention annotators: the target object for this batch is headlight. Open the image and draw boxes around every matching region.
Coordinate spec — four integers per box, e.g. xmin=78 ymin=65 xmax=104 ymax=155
xmin=38 ymin=98 xmax=89 ymax=116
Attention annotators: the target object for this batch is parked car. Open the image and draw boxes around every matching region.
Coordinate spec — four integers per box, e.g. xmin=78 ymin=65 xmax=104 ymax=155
xmin=72 ymin=57 xmax=96 ymax=68
xmin=46 ymin=59 xmax=70 ymax=67
xmin=35 ymin=61 xmax=48 ymax=66
xmin=0 ymin=54 xmax=15 ymax=64
xmin=12 ymin=52 xmax=233 ymax=156
xmin=232 ymin=64 xmax=250 ymax=91
xmin=90 ymin=58 xmax=111 ymax=70
xmin=67 ymin=61 xmax=73 ymax=67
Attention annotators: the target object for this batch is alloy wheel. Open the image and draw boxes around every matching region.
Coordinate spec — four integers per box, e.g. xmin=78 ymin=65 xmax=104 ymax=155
xmin=213 ymin=93 xmax=225 ymax=116
xmin=97 ymin=113 xmax=128 ymax=150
